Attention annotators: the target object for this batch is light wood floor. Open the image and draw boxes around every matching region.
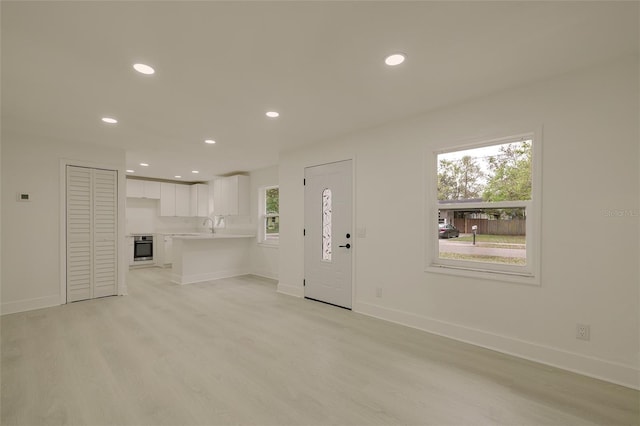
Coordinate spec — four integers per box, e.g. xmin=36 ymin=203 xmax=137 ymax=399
xmin=2 ymin=268 xmax=638 ymax=425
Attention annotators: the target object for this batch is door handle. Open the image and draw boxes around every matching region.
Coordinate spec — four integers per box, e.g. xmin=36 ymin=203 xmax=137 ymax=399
xmin=338 ymin=243 xmax=351 ymax=249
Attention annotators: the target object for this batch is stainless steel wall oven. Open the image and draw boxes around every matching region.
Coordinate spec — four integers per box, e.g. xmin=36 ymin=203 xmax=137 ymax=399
xmin=133 ymin=235 xmax=153 ymax=261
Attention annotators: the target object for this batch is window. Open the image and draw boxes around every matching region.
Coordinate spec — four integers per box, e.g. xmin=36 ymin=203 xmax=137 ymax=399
xmin=260 ymin=186 xmax=279 ymax=244
xmin=322 ymin=188 xmax=332 ymax=261
xmin=428 ymin=132 xmax=540 ymax=283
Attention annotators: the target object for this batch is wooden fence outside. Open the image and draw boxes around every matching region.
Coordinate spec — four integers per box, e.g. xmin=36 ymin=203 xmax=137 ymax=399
xmin=452 ymin=218 xmax=526 ymax=235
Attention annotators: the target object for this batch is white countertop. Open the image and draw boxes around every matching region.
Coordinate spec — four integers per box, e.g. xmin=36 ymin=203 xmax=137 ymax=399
xmin=170 ymin=233 xmax=255 ymax=240
xmin=128 ymin=232 xmax=255 ymax=239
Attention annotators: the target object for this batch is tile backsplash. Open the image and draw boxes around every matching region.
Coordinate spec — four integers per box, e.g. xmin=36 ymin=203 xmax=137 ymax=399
xmin=126 ymin=197 xmax=256 ymax=235
xmin=126 ymin=198 xmax=201 ymax=234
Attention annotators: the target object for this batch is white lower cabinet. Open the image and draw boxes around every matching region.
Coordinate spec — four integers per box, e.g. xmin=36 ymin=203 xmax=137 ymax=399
xmin=127 ymin=236 xmax=135 ymax=266
xmin=155 ymin=235 xmax=173 ymax=267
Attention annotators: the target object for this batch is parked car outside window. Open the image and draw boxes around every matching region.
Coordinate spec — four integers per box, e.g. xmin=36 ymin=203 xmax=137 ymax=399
xmin=438 ymin=223 xmax=460 ymax=239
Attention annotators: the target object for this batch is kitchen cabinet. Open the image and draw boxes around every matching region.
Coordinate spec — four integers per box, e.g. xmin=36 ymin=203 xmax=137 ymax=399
xmin=159 ymin=183 xmax=176 ymax=216
xmin=175 ymin=184 xmax=190 ymax=216
xmin=155 ymin=234 xmax=173 ymax=267
xmin=159 ymin=183 xmax=191 ymax=217
xmin=190 ymin=184 xmax=209 ymax=217
xmin=144 ymin=181 xmax=161 ymax=199
xmin=213 ymin=175 xmax=249 ymax=216
xmin=127 ymin=236 xmax=135 ymax=266
xmin=127 ymin=179 xmax=144 ymax=197
xmin=171 ymin=234 xmax=254 ymax=284
xmin=126 ymin=179 xmax=161 ymax=199
xmin=212 ymin=179 xmax=225 ymax=214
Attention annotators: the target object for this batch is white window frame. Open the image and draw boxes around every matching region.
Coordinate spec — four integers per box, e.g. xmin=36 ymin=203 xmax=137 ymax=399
xmin=259 ymin=185 xmax=279 ymax=246
xmin=425 ymin=130 xmax=542 ymax=285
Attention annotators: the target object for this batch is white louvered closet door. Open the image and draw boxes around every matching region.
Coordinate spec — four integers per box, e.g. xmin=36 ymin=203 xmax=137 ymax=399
xmin=67 ymin=166 xmax=92 ymax=302
xmin=66 ymin=166 xmax=117 ymax=302
xmin=92 ymin=169 xmax=117 ymax=298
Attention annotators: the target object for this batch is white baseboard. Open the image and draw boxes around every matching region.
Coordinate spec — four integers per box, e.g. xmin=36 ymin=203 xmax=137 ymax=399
xmin=250 ymin=268 xmax=278 ymax=281
xmin=246 ymin=274 xmax=278 ymax=284
xmin=1 ymin=294 xmax=61 ymax=316
xmin=277 ymin=281 xmax=303 ymax=298
xmin=171 ymin=268 xmax=250 ymax=285
xmin=354 ymin=301 xmax=640 ymax=390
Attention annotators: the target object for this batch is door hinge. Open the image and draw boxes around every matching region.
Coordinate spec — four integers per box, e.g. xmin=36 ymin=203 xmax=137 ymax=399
xmin=303 ymin=279 xmax=306 ymax=287
xmin=303 ymin=228 xmax=306 ymax=236
xmin=303 ymin=178 xmax=306 ymax=185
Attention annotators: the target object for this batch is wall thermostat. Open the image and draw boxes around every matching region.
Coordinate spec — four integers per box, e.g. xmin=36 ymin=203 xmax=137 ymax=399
xmin=17 ymin=192 xmax=31 ymax=202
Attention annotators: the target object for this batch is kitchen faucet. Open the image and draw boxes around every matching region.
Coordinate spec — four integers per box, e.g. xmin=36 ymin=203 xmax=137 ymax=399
xmin=203 ymin=217 xmax=214 ymax=233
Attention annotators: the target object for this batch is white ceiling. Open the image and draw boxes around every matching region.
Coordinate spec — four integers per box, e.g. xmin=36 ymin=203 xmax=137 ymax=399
xmin=2 ymin=1 xmax=638 ymax=182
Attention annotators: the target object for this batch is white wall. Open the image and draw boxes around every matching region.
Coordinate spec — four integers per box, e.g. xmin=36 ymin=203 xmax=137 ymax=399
xmin=249 ymin=166 xmax=279 ymax=280
xmin=278 ymin=57 xmax=639 ymax=388
xmin=1 ymin=129 xmax=3 ymax=313
xmin=1 ymin=134 xmax=126 ymax=314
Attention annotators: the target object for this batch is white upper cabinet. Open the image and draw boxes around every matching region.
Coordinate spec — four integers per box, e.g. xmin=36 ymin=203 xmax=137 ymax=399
xmin=190 ymin=184 xmax=209 ymax=217
xmin=213 ymin=175 xmax=249 ymax=216
xmin=144 ymin=181 xmax=161 ymax=199
xmin=175 ymin=184 xmax=190 ymax=217
xmin=212 ymin=179 xmax=227 ymax=215
xmin=126 ymin=179 xmax=144 ymax=197
xmin=126 ymin=179 xmax=161 ymax=199
xmin=159 ymin=183 xmax=192 ymax=217
xmin=159 ymin=183 xmax=176 ymax=216
xmin=130 ymin=178 xmax=203 ymax=217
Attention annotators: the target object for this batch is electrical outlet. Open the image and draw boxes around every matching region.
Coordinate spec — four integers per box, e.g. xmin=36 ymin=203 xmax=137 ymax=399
xmin=576 ymin=324 xmax=590 ymax=341
xmin=376 ymin=287 xmax=382 ymax=298
xmin=16 ymin=192 xmax=31 ymax=202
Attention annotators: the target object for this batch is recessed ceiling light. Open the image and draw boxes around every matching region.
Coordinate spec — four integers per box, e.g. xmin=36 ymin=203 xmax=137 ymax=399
xmin=126 ymin=169 xmax=135 ymax=173
xmin=140 ymin=163 xmax=149 ymax=167
xmin=384 ymin=53 xmax=406 ymax=66
xmin=174 ymin=175 xmax=182 ymax=178
xmin=265 ymin=111 xmax=279 ymax=118
xmin=191 ymin=170 xmax=199 ymax=174
xmin=133 ymin=63 xmax=155 ymax=75
xmin=204 ymin=139 xmax=216 ymax=144
xmin=101 ymin=117 xmax=118 ymax=124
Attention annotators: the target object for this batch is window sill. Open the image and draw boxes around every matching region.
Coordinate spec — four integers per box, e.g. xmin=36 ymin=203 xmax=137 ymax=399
xmin=425 ymin=264 xmax=539 ymax=286
xmin=257 ymin=241 xmax=279 ymax=249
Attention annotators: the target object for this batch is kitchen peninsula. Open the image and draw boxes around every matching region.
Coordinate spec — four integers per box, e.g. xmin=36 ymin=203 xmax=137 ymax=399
xmin=170 ymin=234 xmax=255 ymax=285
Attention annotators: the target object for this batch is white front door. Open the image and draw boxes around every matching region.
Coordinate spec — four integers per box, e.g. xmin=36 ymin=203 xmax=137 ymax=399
xmin=304 ymin=160 xmax=352 ymax=309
